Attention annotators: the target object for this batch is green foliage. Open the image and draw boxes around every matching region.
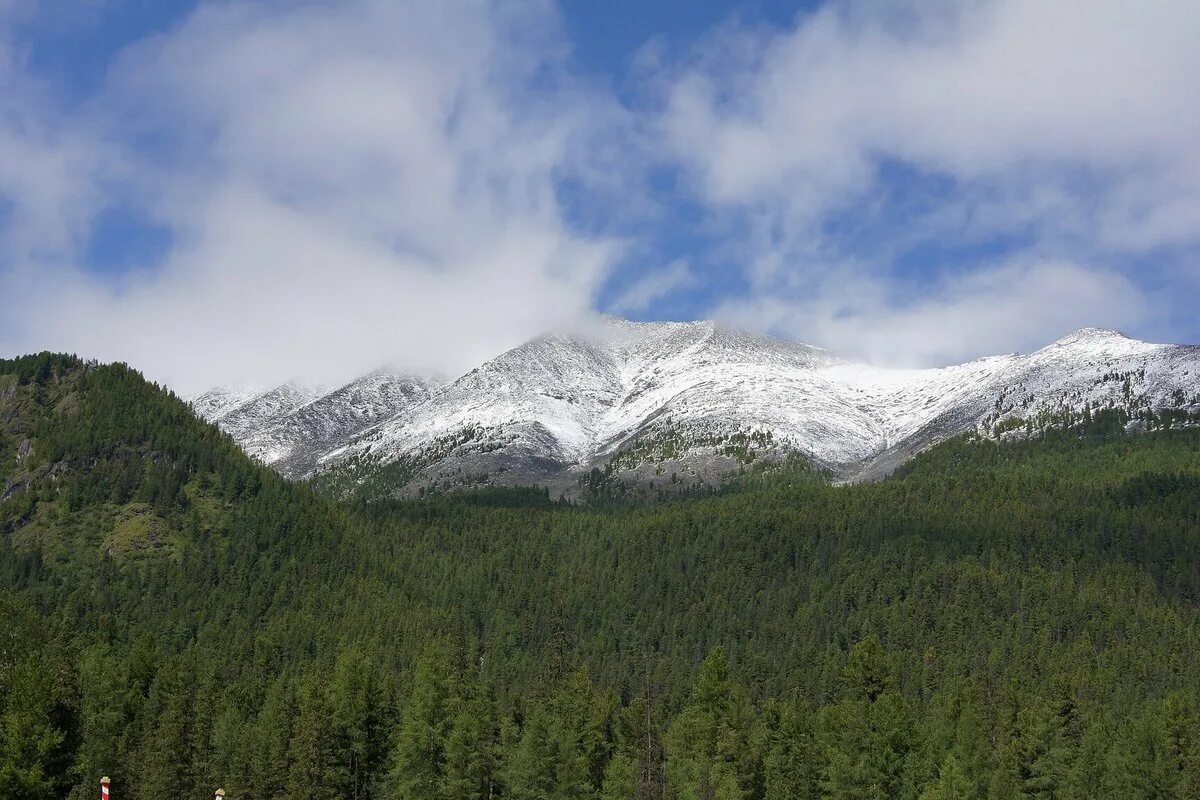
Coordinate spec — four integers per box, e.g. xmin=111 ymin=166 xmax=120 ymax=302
xmin=664 ymin=649 xmax=755 ymax=800
xmin=919 ymin=754 xmax=972 ymax=800
xmin=0 ymin=648 xmax=78 ymax=799
xmin=761 ymin=696 xmax=819 ymax=800
xmin=387 ymin=647 xmax=453 ymax=800
xmin=818 ymin=638 xmax=915 ymax=800
xmin=1 ymin=355 xmax=1200 ymax=798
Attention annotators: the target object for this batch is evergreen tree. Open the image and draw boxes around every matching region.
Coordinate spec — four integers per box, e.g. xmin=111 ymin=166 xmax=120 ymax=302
xmin=1063 ymin=717 xmax=1116 ymax=800
xmin=2 ymin=356 xmax=1200 ymax=800
xmin=1018 ymin=702 xmax=1071 ymax=799
xmin=1110 ymin=695 xmax=1200 ymax=799
xmin=0 ymin=651 xmax=78 ymax=800
xmin=440 ymin=677 xmax=497 ymax=800
xmin=920 ymin=754 xmax=972 ymax=800
xmin=503 ymin=704 xmax=557 ymax=800
xmin=329 ymin=647 xmax=391 ymax=800
xmin=601 ymin=695 xmax=662 ymax=800
xmin=249 ymin=678 xmax=298 ymax=800
xmin=70 ymin=644 xmax=129 ymax=800
xmin=949 ymin=685 xmax=991 ymax=800
xmin=549 ymin=666 xmax=612 ymax=800
xmin=136 ymin=660 xmax=198 ymax=800
xmin=819 ymin=636 xmax=914 ymax=800
xmin=285 ymin=677 xmax=342 ymax=800
xmin=387 ymin=648 xmax=452 ymax=800
xmin=664 ymin=649 xmax=755 ymax=800
xmin=761 ymin=696 xmax=819 ymax=800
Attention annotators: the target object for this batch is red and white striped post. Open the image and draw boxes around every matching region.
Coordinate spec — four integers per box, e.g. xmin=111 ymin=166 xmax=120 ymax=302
xmin=100 ymin=776 xmax=110 ymax=800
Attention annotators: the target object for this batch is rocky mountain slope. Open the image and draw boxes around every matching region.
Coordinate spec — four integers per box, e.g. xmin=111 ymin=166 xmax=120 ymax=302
xmin=191 ymin=318 xmax=1200 ymax=497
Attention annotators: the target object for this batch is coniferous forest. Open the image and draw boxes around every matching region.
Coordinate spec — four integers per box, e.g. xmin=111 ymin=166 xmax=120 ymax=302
xmin=2 ymin=353 xmax=1200 ymax=799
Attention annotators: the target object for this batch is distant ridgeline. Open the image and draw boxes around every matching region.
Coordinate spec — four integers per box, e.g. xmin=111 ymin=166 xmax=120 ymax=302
xmin=2 ymin=353 xmax=1200 ymax=799
xmin=191 ymin=318 xmax=1200 ymax=500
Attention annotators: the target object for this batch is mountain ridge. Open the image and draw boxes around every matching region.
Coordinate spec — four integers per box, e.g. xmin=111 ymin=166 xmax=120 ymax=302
xmin=7 ymin=350 xmax=1200 ymax=800
xmin=191 ymin=318 xmax=1200 ymax=497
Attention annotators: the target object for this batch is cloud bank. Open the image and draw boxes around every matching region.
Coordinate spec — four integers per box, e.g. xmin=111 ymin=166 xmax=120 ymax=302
xmin=0 ymin=0 xmax=1198 ymax=389
xmin=658 ymin=0 xmax=1200 ymax=363
xmin=0 ymin=0 xmax=624 ymax=393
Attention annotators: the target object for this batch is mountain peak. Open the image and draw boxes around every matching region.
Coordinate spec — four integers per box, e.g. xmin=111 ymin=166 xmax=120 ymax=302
xmin=1057 ymin=326 xmax=1131 ymax=343
xmin=1032 ymin=326 xmax=1161 ymax=362
xmin=1039 ymin=327 xmax=1157 ymax=357
xmin=191 ymin=319 xmax=1199 ymax=495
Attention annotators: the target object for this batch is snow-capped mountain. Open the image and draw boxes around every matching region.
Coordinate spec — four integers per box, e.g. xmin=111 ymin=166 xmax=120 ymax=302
xmin=192 ymin=370 xmax=433 ymax=476
xmin=191 ymin=318 xmax=1200 ymax=497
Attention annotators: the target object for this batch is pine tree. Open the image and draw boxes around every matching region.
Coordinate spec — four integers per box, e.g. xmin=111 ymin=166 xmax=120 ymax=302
xmin=1009 ymin=702 xmax=1070 ymax=799
xmin=71 ymin=643 xmax=129 ymax=800
xmin=950 ymin=684 xmax=991 ymax=800
xmin=920 ymin=754 xmax=972 ymax=800
xmin=136 ymin=661 xmax=197 ymax=800
xmin=0 ymin=651 xmax=78 ymax=800
xmin=664 ymin=648 xmax=755 ymax=800
xmin=440 ymin=678 xmax=496 ymax=800
xmin=550 ymin=666 xmax=612 ymax=800
xmin=762 ymin=695 xmax=819 ymax=800
xmin=503 ymin=704 xmax=557 ymax=800
xmin=819 ymin=636 xmax=914 ymax=800
xmin=1063 ymin=717 xmax=1115 ymax=800
xmin=601 ymin=695 xmax=662 ymax=800
xmin=1109 ymin=695 xmax=1200 ymax=799
xmin=249 ymin=678 xmax=297 ymax=800
xmin=285 ymin=677 xmax=342 ymax=800
xmin=921 ymin=680 xmax=989 ymax=800
xmin=329 ymin=648 xmax=391 ymax=800
xmin=387 ymin=648 xmax=452 ymax=800
xmin=207 ymin=694 xmax=250 ymax=800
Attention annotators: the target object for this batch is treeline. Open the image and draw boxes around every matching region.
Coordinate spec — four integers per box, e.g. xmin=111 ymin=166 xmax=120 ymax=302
xmin=2 ymin=355 xmax=1200 ymax=798
xmin=1 ymin=353 xmax=268 ymax=527
xmin=5 ymin=615 xmax=1199 ymax=800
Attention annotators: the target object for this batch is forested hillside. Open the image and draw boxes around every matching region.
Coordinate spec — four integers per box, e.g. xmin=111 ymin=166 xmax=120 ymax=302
xmin=2 ymin=354 xmax=1199 ymax=799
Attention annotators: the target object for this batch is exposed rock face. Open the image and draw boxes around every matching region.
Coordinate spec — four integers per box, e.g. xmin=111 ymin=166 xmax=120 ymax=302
xmin=191 ymin=319 xmax=1200 ymax=497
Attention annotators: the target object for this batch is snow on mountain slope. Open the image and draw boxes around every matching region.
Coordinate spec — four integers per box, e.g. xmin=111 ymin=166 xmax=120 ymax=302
xmin=195 ymin=382 xmax=330 ymax=449
xmin=190 ymin=318 xmax=1200 ymax=495
xmin=252 ymin=370 xmax=434 ymax=474
xmin=192 ymin=371 xmax=432 ymax=472
xmin=189 ymin=385 xmax=266 ymax=422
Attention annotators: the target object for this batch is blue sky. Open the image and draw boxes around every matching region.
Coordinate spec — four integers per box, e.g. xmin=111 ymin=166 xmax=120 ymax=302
xmin=0 ymin=0 xmax=1197 ymax=391
xmin=562 ymin=0 xmax=806 ymax=78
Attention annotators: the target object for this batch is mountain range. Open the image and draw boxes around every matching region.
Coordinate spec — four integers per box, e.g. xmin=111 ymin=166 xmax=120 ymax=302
xmin=190 ymin=317 xmax=1200 ymax=497
xmin=7 ymin=339 xmax=1200 ymax=800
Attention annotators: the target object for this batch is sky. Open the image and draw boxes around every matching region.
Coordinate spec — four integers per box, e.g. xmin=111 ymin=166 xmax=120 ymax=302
xmin=0 ymin=0 xmax=1198 ymax=393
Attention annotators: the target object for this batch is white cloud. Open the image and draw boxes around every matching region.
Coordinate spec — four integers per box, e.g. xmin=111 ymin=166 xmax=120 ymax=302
xmin=665 ymin=0 xmax=1200 ymax=210
xmin=610 ymin=258 xmax=696 ymax=314
xmin=1 ymin=0 xmax=1197 ymax=385
xmin=0 ymin=14 xmax=111 ymax=264
xmin=716 ymin=258 xmax=1152 ymax=367
xmin=661 ymin=0 xmax=1200 ymax=360
xmin=0 ymin=0 xmax=625 ymax=394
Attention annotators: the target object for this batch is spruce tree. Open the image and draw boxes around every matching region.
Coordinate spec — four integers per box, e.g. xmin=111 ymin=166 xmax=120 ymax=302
xmin=819 ymin=636 xmax=914 ymax=800
xmin=387 ymin=648 xmax=452 ymax=800
xmin=550 ymin=666 xmax=612 ymax=800
xmin=249 ymin=679 xmax=297 ymax=800
xmin=329 ymin=648 xmax=390 ymax=800
xmin=502 ymin=704 xmax=557 ymax=800
xmin=440 ymin=679 xmax=496 ymax=800
xmin=919 ymin=754 xmax=972 ymax=800
xmin=0 ymin=652 xmax=77 ymax=800
xmin=285 ymin=677 xmax=342 ymax=800
xmin=664 ymin=648 xmax=755 ymax=800
xmin=761 ymin=695 xmax=819 ymax=800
